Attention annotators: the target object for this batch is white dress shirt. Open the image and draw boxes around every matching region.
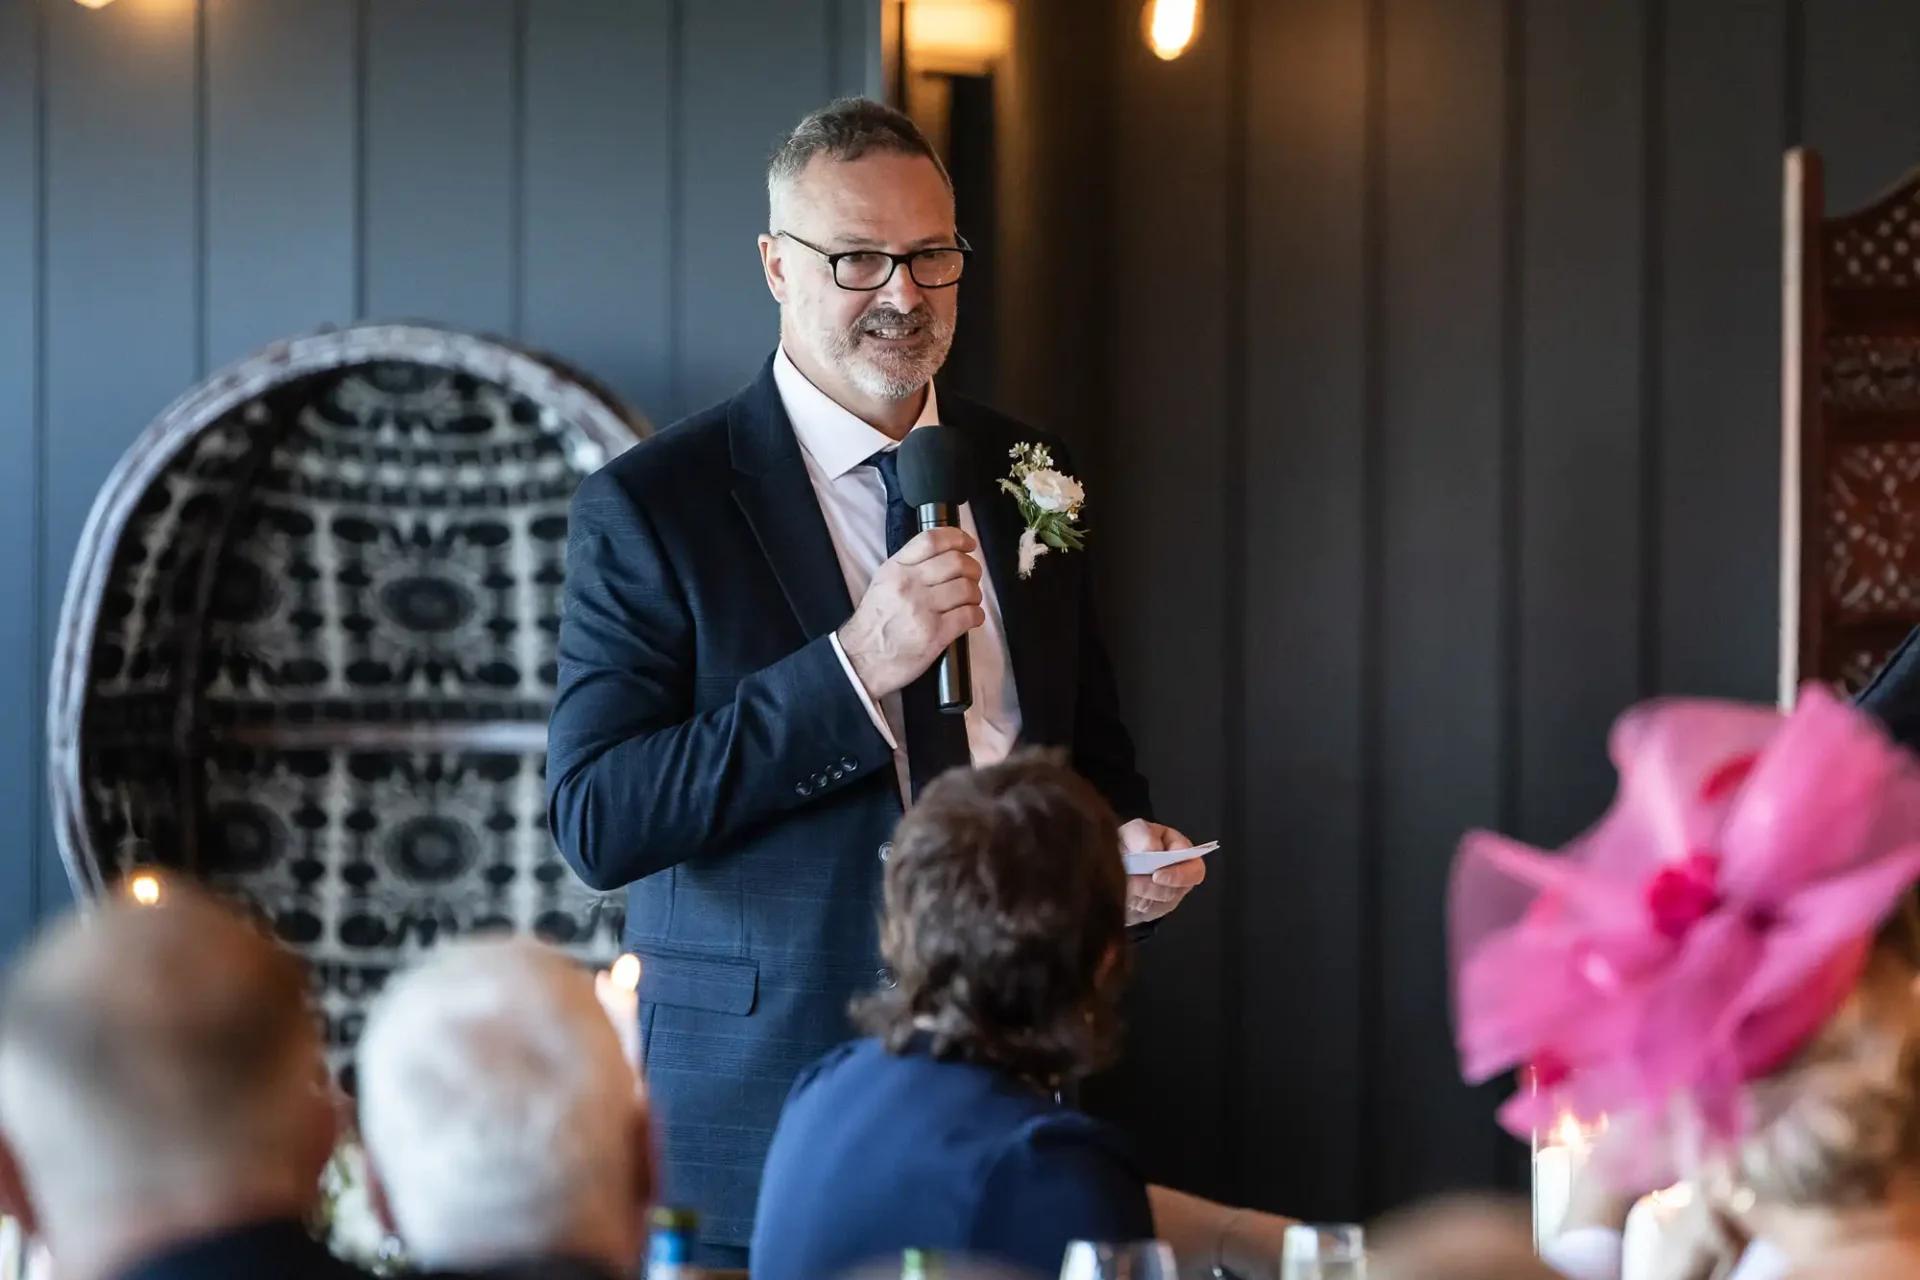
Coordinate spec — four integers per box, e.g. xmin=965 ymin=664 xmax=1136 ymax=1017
xmin=773 ymin=347 xmax=1022 ymax=805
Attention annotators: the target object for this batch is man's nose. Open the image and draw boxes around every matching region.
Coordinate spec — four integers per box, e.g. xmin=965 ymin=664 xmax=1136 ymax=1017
xmin=876 ymin=262 xmax=925 ymax=311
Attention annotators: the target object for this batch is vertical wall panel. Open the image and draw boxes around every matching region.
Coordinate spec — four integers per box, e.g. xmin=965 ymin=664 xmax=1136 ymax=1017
xmin=41 ymin=0 xmax=201 ymax=920
xmin=204 ymin=0 xmax=357 ymax=368
xmin=362 ymin=0 xmax=516 ymax=334
xmin=678 ymin=0 xmax=832 ymax=416
xmin=1802 ymin=0 xmax=1920 ymax=211
xmin=1374 ymin=0 xmax=1511 ymax=1206
xmin=834 ymin=0 xmax=886 ymax=99
xmin=1095 ymin=0 xmax=1234 ymax=1199
xmin=1516 ymin=1 xmax=1646 ymax=846
xmin=1238 ymin=0 xmax=1370 ymax=1221
xmin=521 ymin=0 xmax=675 ymax=418
xmin=0 ymin=0 xmax=43 ymax=954
xmin=992 ymin=0 xmax=1117 ymax=473
xmin=1657 ymin=0 xmax=1785 ymax=701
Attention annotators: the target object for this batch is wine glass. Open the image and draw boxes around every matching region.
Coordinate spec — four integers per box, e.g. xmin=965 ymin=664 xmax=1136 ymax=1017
xmin=1058 ymin=1239 xmax=1179 ymax=1280
xmin=1281 ymin=1223 xmax=1367 ymax=1280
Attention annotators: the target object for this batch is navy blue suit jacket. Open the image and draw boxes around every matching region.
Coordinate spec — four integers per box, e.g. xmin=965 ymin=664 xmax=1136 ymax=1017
xmin=750 ymin=1038 xmax=1155 ymax=1280
xmin=546 ymin=358 xmax=1152 ymax=1246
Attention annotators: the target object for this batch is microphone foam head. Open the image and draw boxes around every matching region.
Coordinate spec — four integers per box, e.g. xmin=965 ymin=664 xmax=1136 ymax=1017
xmin=896 ymin=425 xmax=969 ymax=507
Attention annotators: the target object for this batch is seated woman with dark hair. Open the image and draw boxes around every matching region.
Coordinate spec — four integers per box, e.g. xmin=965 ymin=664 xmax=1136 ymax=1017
xmin=750 ymin=751 xmax=1290 ymax=1280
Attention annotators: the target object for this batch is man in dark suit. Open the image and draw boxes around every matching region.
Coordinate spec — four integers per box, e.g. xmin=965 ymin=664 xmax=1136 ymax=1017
xmin=547 ymin=97 xmax=1205 ymax=1266
xmin=0 ymin=888 xmax=370 ymax=1280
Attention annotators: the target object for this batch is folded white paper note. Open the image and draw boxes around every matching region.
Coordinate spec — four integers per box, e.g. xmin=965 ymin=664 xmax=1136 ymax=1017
xmin=1122 ymin=841 xmax=1220 ymax=876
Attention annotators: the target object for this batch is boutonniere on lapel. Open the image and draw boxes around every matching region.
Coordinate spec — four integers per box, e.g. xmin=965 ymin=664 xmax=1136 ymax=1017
xmin=998 ymin=442 xmax=1086 ymax=579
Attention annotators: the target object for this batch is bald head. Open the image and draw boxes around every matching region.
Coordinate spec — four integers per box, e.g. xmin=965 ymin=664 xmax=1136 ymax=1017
xmin=0 ymin=887 xmax=333 ymax=1244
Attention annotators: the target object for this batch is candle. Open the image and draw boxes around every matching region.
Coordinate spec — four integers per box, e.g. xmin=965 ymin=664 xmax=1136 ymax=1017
xmin=128 ymin=870 xmax=162 ymax=906
xmin=1532 ymin=1111 xmax=1602 ymax=1248
xmin=1620 ymin=1184 xmax=1692 ymax=1280
xmin=595 ymin=954 xmax=643 ymax=1073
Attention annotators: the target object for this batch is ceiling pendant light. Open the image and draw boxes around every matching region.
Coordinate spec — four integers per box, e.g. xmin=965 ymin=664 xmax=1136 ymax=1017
xmin=1142 ymin=0 xmax=1201 ymax=61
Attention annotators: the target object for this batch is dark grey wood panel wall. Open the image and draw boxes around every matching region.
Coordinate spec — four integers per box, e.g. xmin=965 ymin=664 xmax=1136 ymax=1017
xmin=1020 ymin=0 xmax=1920 ymax=1223
xmin=0 ymin=0 xmax=880 ymax=956
xmin=5 ymin=0 xmax=1920 ymax=1231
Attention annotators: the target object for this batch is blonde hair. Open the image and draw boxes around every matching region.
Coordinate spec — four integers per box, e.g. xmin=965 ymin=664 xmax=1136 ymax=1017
xmin=1723 ymin=931 xmax=1920 ymax=1209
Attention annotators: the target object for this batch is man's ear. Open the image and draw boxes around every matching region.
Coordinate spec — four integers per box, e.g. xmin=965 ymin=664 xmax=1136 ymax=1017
xmin=0 ymin=1130 xmax=41 ymax=1239
xmin=628 ymin=1100 xmax=656 ymax=1215
xmin=361 ymin=1145 xmax=399 ymax=1238
xmin=300 ymin=1079 xmax=343 ymax=1190
xmin=759 ymin=234 xmax=790 ymax=304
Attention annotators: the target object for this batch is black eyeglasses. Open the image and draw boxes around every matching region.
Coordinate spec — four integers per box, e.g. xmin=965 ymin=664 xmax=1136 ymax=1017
xmin=774 ymin=231 xmax=972 ymax=291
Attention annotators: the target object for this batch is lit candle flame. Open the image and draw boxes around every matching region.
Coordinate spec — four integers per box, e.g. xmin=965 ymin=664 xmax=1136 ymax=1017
xmin=128 ymin=872 xmax=162 ymax=906
xmin=1143 ymin=0 xmax=1200 ymax=60
xmin=1547 ymin=1109 xmax=1606 ymax=1152
xmin=1647 ymin=1183 xmax=1692 ymax=1210
xmin=610 ymin=953 xmax=641 ymax=993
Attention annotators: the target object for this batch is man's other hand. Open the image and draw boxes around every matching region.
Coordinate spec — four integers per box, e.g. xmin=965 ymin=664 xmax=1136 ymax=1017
xmin=1119 ymin=819 xmax=1206 ymax=927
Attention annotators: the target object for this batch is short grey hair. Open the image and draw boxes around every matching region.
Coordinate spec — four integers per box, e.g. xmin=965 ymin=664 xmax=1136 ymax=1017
xmin=0 ymin=890 xmax=323 ymax=1239
xmin=356 ymin=936 xmax=643 ymax=1271
xmin=767 ymin=97 xmax=951 ymax=224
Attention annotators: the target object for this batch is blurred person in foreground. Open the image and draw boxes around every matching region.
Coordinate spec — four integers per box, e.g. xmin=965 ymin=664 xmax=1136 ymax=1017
xmin=1366 ymin=1197 xmax=1558 ymax=1280
xmin=752 ymin=751 xmax=1289 ymax=1280
xmin=355 ymin=936 xmax=653 ymax=1280
xmin=1452 ymin=684 xmax=1920 ymax=1280
xmin=0 ymin=886 xmax=361 ymax=1280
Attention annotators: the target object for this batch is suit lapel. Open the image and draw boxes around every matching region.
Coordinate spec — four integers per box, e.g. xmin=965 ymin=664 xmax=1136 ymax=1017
xmin=951 ymin=398 xmax=1060 ymax=744
xmin=729 ymin=361 xmax=856 ymax=641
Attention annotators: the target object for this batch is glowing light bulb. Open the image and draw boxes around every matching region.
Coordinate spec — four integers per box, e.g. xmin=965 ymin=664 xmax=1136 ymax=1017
xmin=128 ymin=872 xmax=162 ymax=906
xmin=1142 ymin=0 xmax=1200 ymax=61
xmin=610 ymin=953 xmax=642 ymax=993
xmin=72 ymin=0 xmax=119 ymax=8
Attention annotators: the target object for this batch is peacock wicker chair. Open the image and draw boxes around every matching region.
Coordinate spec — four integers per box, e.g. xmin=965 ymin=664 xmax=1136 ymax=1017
xmin=47 ymin=323 xmax=650 ymax=1072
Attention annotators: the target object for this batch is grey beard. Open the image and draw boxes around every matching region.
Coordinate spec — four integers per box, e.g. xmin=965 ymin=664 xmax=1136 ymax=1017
xmin=846 ymin=354 xmax=941 ymax=401
xmin=823 ymin=312 xmax=954 ymax=401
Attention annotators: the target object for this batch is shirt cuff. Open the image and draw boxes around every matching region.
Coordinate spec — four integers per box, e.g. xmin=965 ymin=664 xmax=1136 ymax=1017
xmin=1540 ymin=1226 xmax=1623 ymax=1280
xmin=830 ymin=631 xmax=898 ymax=751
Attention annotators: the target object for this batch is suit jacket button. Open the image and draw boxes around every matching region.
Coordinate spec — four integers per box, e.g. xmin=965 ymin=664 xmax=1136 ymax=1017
xmin=878 ymin=841 xmax=892 ymax=862
xmin=877 ymin=968 xmax=896 ymax=989
xmin=795 ymin=781 xmax=812 ymax=797
xmin=840 ymin=757 xmax=857 ymax=770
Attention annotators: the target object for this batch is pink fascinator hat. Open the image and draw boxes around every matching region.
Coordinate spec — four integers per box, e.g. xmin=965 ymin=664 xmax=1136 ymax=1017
xmin=1451 ymin=684 xmax=1920 ymax=1173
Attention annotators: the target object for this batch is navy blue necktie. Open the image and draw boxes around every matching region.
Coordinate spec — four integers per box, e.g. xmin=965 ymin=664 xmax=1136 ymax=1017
xmin=868 ymin=448 xmax=973 ymax=800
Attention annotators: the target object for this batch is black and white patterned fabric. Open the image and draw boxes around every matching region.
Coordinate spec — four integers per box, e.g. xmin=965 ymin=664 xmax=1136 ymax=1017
xmin=68 ymin=344 xmax=641 ymax=1072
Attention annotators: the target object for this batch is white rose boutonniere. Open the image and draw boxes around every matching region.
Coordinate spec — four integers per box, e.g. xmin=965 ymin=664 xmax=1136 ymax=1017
xmin=998 ymin=442 xmax=1087 ymax=578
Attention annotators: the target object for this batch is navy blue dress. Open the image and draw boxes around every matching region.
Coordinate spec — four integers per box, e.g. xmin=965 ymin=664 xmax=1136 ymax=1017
xmin=751 ymin=1037 xmax=1156 ymax=1280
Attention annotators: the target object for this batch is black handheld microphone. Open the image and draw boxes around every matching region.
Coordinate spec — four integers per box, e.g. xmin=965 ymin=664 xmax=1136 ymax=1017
xmin=896 ymin=424 xmax=973 ymax=713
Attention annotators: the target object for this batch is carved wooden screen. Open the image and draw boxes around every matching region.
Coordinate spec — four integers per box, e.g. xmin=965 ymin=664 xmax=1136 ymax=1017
xmin=1781 ymin=149 xmax=1920 ymax=704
